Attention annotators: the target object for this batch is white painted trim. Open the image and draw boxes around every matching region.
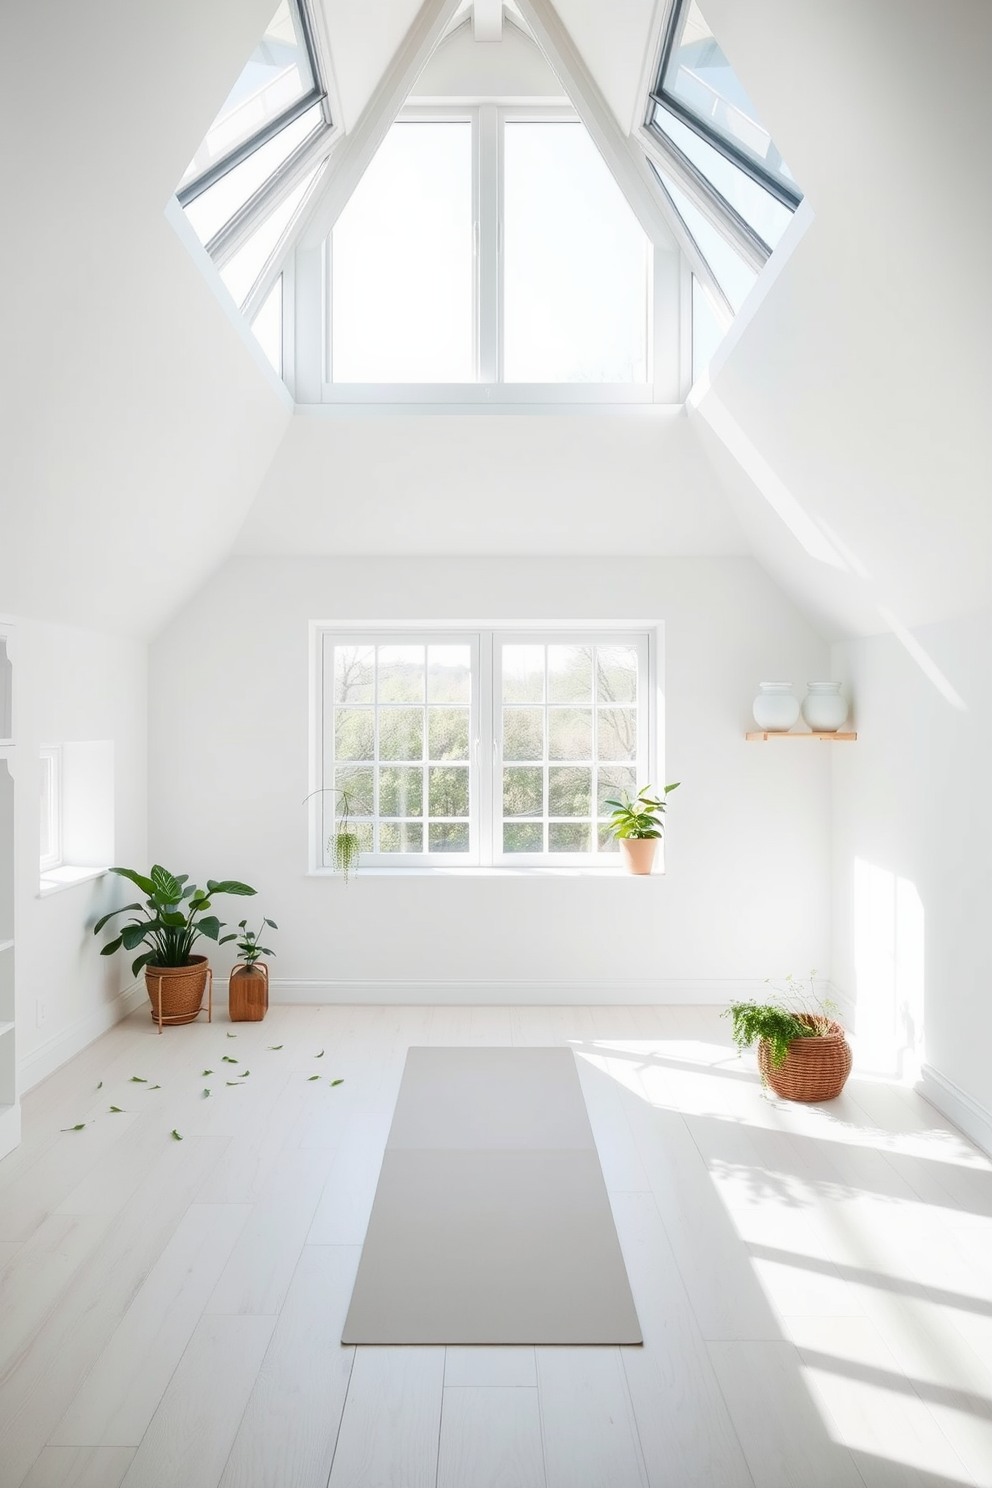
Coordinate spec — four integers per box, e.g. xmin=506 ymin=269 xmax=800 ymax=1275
xmin=19 ymin=980 xmax=146 ymax=1093
xmin=260 ymin=977 xmax=776 ymax=1006
xmin=0 ymin=1103 xmax=20 ymax=1163
xmin=918 ymin=1063 xmax=992 ymax=1159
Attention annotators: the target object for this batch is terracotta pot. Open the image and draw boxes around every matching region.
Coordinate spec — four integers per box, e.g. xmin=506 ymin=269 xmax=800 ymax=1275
xmin=144 ymin=955 xmax=211 ymax=1029
xmin=619 ymin=838 xmax=658 ymax=875
xmin=758 ymin=1016 xmax=853 ymax=1101
xmin=229 ymin=962 xmax=269 ymax=1022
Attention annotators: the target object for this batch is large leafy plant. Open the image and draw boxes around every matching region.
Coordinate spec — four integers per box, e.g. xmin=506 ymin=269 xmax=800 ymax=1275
xmin=604 ymin=782 xmax=680 ymax=840
xmin=94 ymin=865 xmax=256 ymax=976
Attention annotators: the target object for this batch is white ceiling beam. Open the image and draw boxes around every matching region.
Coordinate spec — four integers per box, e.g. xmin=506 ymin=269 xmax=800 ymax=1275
xmin=473 ymin=0 xmax=504 ymax=42
xmin=297 ymin=0 xmax=463 ymax=252
xmin=513 ymin=0 xmax=677 ymax=252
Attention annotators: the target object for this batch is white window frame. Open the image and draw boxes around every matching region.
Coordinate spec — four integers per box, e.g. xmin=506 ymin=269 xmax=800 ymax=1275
xmin=39 ymin=746 xmax=62 ymax=873
xmin=314 ymin=104 xmax=670 ymax=406
xmin=310 ymin=623 xmax=660 ymax=874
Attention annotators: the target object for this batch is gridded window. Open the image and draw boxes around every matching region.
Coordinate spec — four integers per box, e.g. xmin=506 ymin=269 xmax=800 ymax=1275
xmin=324 ymin=638 xmax=477 ymax=862
xmin=318 ymin=630 xmax=655 ymax=869
xmin=498 ymin=639 xmax=646 ymax=859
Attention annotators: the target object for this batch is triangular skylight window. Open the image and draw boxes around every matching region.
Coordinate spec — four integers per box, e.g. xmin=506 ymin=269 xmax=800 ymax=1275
xmin=175 ymin=0 xmax=333 ymax=318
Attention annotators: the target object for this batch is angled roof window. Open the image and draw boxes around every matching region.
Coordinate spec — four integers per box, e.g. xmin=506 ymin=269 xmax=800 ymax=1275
xmin=648 ymin=159 xmax=757 ymax=316
xmin=178 ymin=0 xmax=328 ymax=205
xmin=651 ymin=0 xmax=800 ymax=209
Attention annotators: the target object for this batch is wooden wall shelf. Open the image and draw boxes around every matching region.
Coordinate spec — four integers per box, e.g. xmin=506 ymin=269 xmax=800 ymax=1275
xmin=746 ymin=731 xmax=857 ymax=741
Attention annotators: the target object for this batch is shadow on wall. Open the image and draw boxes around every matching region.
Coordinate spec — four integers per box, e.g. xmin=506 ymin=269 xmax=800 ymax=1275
xmin=851 ymin=856 xmax=925 ymax=1079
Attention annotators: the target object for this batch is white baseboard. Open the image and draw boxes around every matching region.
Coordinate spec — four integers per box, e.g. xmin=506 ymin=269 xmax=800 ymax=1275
xmin=261 ymin=977 xmax=779 ymax=1007
xmin=918 ymin=1063 xmax=992 ymax=1158
xmin=20 ymin=980 xmax=146 ymax=1093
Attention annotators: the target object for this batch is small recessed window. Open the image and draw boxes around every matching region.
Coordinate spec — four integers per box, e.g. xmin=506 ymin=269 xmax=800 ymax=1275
xmin=39 ymin=747 xmax=62 ymax=873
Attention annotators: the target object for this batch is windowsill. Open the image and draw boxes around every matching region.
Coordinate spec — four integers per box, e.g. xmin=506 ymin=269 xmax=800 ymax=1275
xmin=306 ymin=866 xmax=666 ymax=878
xmin=38 ymin=865 xmax=110 ymax=898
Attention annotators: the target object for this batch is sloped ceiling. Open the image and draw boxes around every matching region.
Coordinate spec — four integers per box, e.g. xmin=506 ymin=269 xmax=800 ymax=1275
xmin=0 ymin=0 xmax=292 ymax=636
xmin=691 ymin=0 xmax=992 ymax=636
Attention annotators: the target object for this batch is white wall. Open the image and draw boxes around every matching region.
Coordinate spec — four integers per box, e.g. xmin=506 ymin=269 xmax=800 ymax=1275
xmin=149 ymin=555 xmax=832 ymax=1001
xmin=12 ymin=620 xmax=147 ymax=1085
xmin=830 ymin=608 xmax=992 ymax=1137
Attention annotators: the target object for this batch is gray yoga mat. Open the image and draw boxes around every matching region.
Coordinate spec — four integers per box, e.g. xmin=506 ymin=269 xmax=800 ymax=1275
xmin=341 ymin=1047 xmax=642 ymax=1345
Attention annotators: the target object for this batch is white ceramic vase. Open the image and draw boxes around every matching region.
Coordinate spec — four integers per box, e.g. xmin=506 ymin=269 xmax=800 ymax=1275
xmin=752 ymin=682 xmax=800 ymax=732
xmin=801 ymin=681 xmax=848 ymax=732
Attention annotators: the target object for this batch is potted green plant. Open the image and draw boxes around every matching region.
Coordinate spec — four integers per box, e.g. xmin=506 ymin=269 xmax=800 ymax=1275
xmin=603 ymin=782 xmax=680 ymax=874
xmin=229 ymin=917 xmax=277 ymax=1022
xmin=724 ymin=974 xmax=852 ymax=1101
xmin=94 ymin=865 xmax=256 ymax=1029
xmin=304 ymin=784 xmax=370 ymax=882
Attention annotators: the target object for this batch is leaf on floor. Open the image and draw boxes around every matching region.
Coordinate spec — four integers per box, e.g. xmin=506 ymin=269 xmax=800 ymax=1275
xmin=315 ymin=1049 xmax=325 ymax=1058
xmin=171 ymin=1129 xmax=183 ymax=1141
xmin=307 ymin=1074 xmax=320 ymax=1081
xmin=267 ymin=1044 xmax=283 ymax=1050
xmin=241 ymin=1069 xmax=250 ymax=1077
xmin=61 ymin=1123 xmax=87 ymax=1131
xmin=148 ymin=1084 xmax=162 ymax=1090
xmin=203 ymin=1088 xmax=211 ymax=1098
xmin=222 ymin=1056 xmax=238 ymax=1064
xmin=226 ymin=1080 xmax=244 ymax=1087
xmin=226 ymin=1032 xmax=237 ymax=1038
xmin=109 ymin=1105 xmax=125 ymax=1113
xmin=202 ymin=1068 xmax=213 ymax=1076
xmin=130 ymin=1075 xmax=147 ymax=1083
xmin=96 ymin=1080 xmax=103 ymax=1090
xmin=331 ymin=1078 xmax=344 ymax=1087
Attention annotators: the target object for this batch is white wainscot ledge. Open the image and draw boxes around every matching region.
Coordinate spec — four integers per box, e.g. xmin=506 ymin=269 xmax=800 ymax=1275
xmin=265 ymin=977 xmax=774 ymax=1007
xmin=38 ymin=865 xmax=110 ymax=897
xmin=918 ymin=1064 xmax=992 ymax=1160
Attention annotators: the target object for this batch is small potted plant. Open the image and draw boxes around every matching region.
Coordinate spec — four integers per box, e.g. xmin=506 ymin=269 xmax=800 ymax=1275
xmin=229 ymin=917 xmax=277 ymax=1022
xmin=94 ymin=865 xmax=256 ymax=1030
xmin=304 ymin=784 xmax=371 ymax=882
xmin=724 ymin=973 xmax=852 ymax=1101
xmin=603 ymin=782 xmax=680 ymax=874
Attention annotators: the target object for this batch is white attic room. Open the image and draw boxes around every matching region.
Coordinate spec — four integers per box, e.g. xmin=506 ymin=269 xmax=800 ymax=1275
xmin=1 ymin=0 xmax=991 ymax=1484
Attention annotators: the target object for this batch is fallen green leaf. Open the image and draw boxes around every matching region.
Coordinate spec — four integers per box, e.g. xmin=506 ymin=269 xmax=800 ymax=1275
xmin=203 ymin=1088 xmax=211 ymax=1098
xmin=331 ymin=1079 xmax=344 ymax=1087
xmin=226 ymin=1032 xmax=237 ymax=1038
xmin=96 ymin=1080 xmax=103 ymax=1090
xmin=241 ymin=1069 xmax=250 ymax=1077
xmin=130 ymin=1075 xmax=147 ymax=1083
xmin=226 ymin=1080 xmax=243 ymax=1087
xmin=202 ymin=1068 xmax=213 ymax=1076
xmin=171 ymin=1129 xmax=183 ymax=1141
xmin=222 ymin=1056 xmax=238 ymax=1064
xmin=61 ymin=1123 xmax=87 ymax=1131
xmin=109 ymin=1105 xmax=125 ymax=1113
xmin=307 ymin=1075 xmax=320 ymax=1081
xmin=148 ymin=1085 xmax=162 ymax=1090
xmin=267 ymin=1044 xmax=283 ymax=1050
xmin=315 ymin=1049 xmax=325 ymax=1058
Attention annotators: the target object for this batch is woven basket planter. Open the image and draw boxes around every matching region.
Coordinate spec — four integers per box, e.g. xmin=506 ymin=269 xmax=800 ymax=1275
xmin=758 ymin=1015 xmax=852 ymax=1101
xmin=229 ymin=962 xmax=269 ymax=1022
xmin=144 ymin=955 xmax=211 ymax=1030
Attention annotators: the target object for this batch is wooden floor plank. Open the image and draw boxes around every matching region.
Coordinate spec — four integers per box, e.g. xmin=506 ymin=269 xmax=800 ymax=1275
xmin=327 ymin=1346 xmax=445 ymax=1488
xmin=118 ymin=1315 xmax=275 ymax=1488
xmin=444 ymin=1348 xmax=537 ymax=1388
xmin=437 ymin=1387 xmax=546 ymax=1488
xmin=536 ymin=1347 xmax=648 ymax=1488
xmin=20 ymin=1446 xmax=135 ymax=1488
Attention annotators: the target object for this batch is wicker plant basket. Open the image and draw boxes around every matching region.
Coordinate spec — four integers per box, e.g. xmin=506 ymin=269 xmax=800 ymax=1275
xmin=144 ymin=955 xmax=211 ymax=1030
xmin=229 ymin=962 xmax=269 ymax=1022
xmin=758 ymin=1015 xmax=852 ymax=1101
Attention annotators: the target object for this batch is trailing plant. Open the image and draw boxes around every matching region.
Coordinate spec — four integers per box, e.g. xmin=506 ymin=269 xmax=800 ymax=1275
xmin=724 ymin=972 xmax=837 ymax=1071
xmin=234 ymin=917 xmax=278 ymax=966
xmin=303 ymin=785 xmax=371 ymax=883
xmin=604 ymin=782 xmax=680 ymax=840
xmin=94 ymin=865 xmax=256 ymax=977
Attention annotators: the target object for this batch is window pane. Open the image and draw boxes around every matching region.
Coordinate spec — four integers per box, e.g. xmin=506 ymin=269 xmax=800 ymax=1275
xmin=503 ymin=707 xmax=544 ymax=761
xmin=428 ymin=645 xmax=471 ymax=702
xmin=550 ymin=822 xmax=591 ymax=852
xmin=428 ymin=766 xmax=469 ymax=817
xmin=661 ymin=1 xmax=797 ymax=198
xmin=548 ymin=708 xmax=592 ymax=761
xmin=596 ymin=645 xmax=638 ymax=703
xmin=430 ymin=822 xmax=470 ymax=852
xmin=379 ymin=708 xmax=423 ymax=762
xmin=334 ymin=645 xmax=375 ymax=703
xmin=379 ymin=821 xmax=423 ymax=853
xmin=220 ymin=164 xmax=321 ymax=308
xmin=650 ymin=159 xmax=758 ymax=313
xmin=650 ymin=105 xmax=791 ymax=250
xmin=334 ymin=766 xmax=373 ymax=815
xmin=379 ymin=767 xmax=423 ymax=818
xmin=180 ymin=0 xmax=316 ymax=189
xmin=184 ymin=103 xmax=323 ymax=244
xmin=378 ymin=645 xmax=425 ymax=702
xmin=502 ymin=646 xmax=545 ymax=703
xmin=503 ymin=767 xmax=544 ymax=817
xmin=334 ymin=709 xmax=374 ymax=760
xmin=332 ymin=122 xmax=473 ymax=381
xmin=549 ymin=766 xmax=591 ymax=817
xmin=598 ymin=765 xmax=638 ymax=814
xmin=598 ymin=709 xmax=637 ymax=761
xmin=504 ymin=822 xmax=542 ymax=853
xmin=504 ymin=121 xmax=649 ymax=382
xmin=548 ymin=645 xmax=592 ymax=703
xmin=252 ymin=276 xmax=283 ymax=374
xmin=428 ymin=708 xmax=469 ymax=760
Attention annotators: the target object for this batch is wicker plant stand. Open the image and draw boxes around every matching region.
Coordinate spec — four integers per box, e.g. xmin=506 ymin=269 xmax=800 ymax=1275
xmin=758 ymin=1015 xmax=852 ymax=1101
xmin=144 ymin=956 xmax=212 ymax=1033
xmin=229 ymin=962 xmax=269 ymax=1022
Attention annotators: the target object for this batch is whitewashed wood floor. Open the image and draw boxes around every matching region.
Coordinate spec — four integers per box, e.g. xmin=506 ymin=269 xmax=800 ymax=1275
xmin=1 ymin=1003 xmax=991 ymax=1488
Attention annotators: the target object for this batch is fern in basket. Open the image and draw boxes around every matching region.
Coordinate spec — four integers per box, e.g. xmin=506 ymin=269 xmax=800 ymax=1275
xmin=724 ymin=972 xmax=836 ymax=1070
